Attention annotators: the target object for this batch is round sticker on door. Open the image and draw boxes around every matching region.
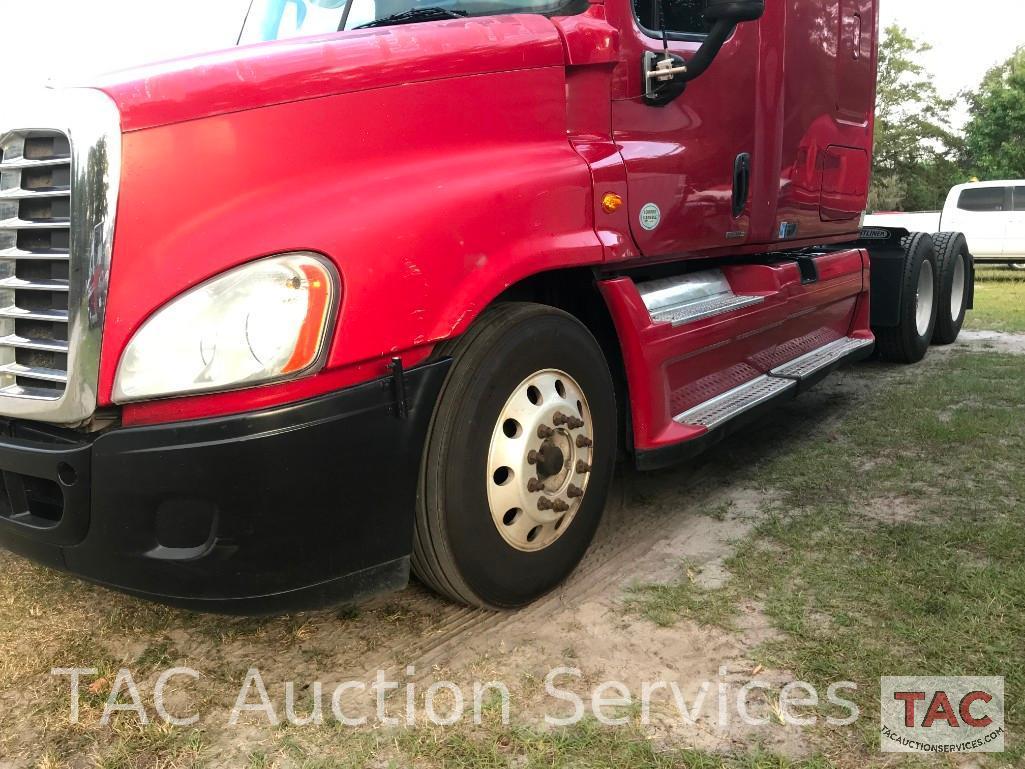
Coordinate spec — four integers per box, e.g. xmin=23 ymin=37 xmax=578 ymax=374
xmin=639 ymin=203 xmax=661 ymax=231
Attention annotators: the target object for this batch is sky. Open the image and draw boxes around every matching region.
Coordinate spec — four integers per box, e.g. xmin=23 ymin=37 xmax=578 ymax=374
xmin=879 ymin=0 xmax=1024 ymax=126
xmin=5 ymin=0 xmax=1024 ymax=128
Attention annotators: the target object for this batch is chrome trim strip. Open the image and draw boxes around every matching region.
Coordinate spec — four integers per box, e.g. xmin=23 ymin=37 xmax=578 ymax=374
xmin=0 ymin=88 xmax=121 ymax=424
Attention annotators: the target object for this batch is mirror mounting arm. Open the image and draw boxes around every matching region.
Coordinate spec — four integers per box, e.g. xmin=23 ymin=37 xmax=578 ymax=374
xmin=676 ymin=18 xmax=737 ymax=83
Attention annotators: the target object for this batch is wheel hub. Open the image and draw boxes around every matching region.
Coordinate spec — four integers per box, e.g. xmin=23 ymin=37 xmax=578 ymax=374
xmin=486 ymin=369 xmax=594 ymax=552
xmin=536 ymin=440 xmax=567 ymax=484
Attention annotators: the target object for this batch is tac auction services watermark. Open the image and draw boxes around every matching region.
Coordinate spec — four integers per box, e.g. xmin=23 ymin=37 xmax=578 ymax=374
xmin=880 ymin=676 xmax=1005 ymax=753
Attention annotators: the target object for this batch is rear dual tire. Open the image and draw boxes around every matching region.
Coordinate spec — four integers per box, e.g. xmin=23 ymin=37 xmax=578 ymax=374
xmin=412 ymin=303 xmax=616 ymax=609
xmin=876 ymin=233 xmax=940 ymax=363
xmin=931 ymin=232 xmax=970 ymax=346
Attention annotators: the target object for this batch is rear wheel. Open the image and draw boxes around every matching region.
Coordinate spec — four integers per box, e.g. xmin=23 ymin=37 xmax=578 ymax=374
xmin=875 ymin=233 xmax=939 ymax=364
xmin=413 ymin=303 xmax=616 ymax=609
xmin=931 ymin=232 xmax=970 ymax=345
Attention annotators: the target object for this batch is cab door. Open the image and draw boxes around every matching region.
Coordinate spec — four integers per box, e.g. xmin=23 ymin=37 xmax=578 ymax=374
xmin=608 ymin=0 xmax=760 ymax=257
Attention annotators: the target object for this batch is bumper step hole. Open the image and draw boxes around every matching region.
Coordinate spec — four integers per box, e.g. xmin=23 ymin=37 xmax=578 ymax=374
xmin=56 ymin=462 xmax=77 ymax=486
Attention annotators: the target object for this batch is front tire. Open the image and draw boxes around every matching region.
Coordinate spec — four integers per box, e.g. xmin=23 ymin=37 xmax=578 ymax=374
xmin=413 ymin=303 xmax=616 ymax=609
xmin=875 ymin=233 xmax=939 ymax=364
xmin=931 ymin=232 xmax=970 ymax=345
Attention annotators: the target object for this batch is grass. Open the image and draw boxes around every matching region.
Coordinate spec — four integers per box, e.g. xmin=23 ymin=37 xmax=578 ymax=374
xmin=966 ymin=266 xmax=1025 ymax=332
xmin=2 ymin=292 xmax=1023 ymax=767
xmin=626 ymin=352 xmax=1025 ymax=765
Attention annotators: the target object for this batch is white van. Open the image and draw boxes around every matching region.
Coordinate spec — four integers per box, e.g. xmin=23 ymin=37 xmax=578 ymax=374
xmin=865 ymin=181 xmax=1025 ymax=266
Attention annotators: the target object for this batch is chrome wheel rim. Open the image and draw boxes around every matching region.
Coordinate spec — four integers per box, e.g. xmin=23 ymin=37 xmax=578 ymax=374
xmin=950 ymin=254 xmax=966 ymax=322
xmin=916 ymin=259 xmax=935 ymax=337
xmin=486 ymin=369 xmax=593 ymax=552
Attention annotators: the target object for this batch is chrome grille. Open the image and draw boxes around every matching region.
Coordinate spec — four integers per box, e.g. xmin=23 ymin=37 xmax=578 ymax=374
xmin=0 ymin=89 xmax=121 ymax=425
xmin=0 ymin=130 xmax=72 ymax=398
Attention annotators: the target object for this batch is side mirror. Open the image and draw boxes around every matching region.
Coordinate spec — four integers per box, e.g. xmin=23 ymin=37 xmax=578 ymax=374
xmin=644 ymin=0 xmax=765 ymax=106
xmin=705 ymin=0 xmax=765 ymax=24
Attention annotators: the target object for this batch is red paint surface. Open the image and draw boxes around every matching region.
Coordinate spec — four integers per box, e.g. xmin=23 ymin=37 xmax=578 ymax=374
xmin=90 ymin=0 xmax=879 ymax=446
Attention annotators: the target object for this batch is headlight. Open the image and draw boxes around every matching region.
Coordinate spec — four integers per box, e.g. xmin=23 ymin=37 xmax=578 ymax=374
xmin=113 ymin=253 xmax=338 ymax=403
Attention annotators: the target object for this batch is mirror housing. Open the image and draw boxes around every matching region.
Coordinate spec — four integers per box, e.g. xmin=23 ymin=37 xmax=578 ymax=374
xmin=680 ymin=0 xmax=765 ymax=83
xmin=704 ymin=0 xmax=766 ymax=24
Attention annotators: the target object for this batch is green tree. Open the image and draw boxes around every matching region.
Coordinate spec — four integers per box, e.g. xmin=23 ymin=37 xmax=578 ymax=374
xmin=870 ymin=25 xmax=964 ymax=211
xmin=964 ymin=48 xmax=1025 ymax=180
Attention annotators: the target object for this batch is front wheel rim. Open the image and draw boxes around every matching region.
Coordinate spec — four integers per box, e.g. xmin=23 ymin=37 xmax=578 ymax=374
xmin=486 ymin=369 xmax=594 ymax=552
xmin=916 ymin=259 xmax=935 ymax=337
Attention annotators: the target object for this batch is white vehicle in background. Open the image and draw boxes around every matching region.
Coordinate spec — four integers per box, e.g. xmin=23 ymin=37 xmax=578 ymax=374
xmin=865 ymin=181 xmax=1025 ymax=269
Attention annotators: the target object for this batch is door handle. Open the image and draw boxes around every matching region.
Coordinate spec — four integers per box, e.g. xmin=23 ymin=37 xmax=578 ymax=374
xmin=733 ymin=152 xmax=751 ymax=218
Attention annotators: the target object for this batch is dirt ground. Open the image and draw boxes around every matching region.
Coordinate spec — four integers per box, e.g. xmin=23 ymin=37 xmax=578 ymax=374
xmin=1 ymin=332 xmax=1021 ymax=768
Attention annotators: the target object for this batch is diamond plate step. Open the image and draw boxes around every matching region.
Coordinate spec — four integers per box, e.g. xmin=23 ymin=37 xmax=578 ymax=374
xmin=674 ymin=375 xmax=795 ymax=430
xmin=650 ymin=293 xmax=765 ymax=326
xmin=769 ymin=336 xmax=874 ymax=380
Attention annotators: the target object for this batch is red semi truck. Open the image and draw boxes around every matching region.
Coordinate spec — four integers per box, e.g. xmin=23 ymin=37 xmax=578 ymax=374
xmin=0 ymin=0 xmax=973 ymax=612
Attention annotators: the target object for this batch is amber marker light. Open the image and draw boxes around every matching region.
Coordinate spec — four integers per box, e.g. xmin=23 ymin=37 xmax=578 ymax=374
xmin=283 ymin=262 xmax=333 ymax=374
xmin=601 ymin=192 xmax=624 ymax=213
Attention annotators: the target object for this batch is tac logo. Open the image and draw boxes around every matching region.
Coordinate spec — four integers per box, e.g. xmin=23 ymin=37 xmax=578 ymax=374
xmin=880 ymin=677 xmax=1005 ymax=753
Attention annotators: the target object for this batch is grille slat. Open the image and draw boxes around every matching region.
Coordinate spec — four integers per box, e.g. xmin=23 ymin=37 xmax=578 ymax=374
xmin=0 ymin=307 xmax=68 ymax=323
xmin=0 ymin=157 xmax=70 ymax=171
xmin=0 ymin=218 xmax=71 ymax=231
xmin=0 ymin=189 xmax=69 ymax=202
xmin=0 ymin=362 xmax=68 ymax=384
xmin=0 ymin=129 xmax=71 ymax=400
xmin=0 ymin=277 xmax=69 ymax=292
xmin=0 ymin=248 xmax=70 ymax=261
xmin=0 ymin=334 xmax=70 ymax=354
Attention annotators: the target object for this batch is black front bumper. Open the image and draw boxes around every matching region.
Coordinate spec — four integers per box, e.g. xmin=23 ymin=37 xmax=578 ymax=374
xmin=0 ymin=360 xmax=450 ymax=614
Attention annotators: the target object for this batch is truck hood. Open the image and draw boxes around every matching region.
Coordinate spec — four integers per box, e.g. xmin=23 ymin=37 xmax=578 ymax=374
xmin=92 ymin=15 xmax=565 ymax=133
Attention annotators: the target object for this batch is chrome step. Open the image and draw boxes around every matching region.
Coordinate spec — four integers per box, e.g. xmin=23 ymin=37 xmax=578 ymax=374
xmin=636 ymin=270 xmax=764 ymax=327
xmin=674 ymin=375 xmax=795 ymax=430
xmin=769 ymin=337 xmax=874 ymax=380
xmin=651 ymin=293 xmax=764 ymax=326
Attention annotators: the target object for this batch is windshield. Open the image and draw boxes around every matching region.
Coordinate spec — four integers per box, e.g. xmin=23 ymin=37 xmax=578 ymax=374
xmin=239 ymin=0 xmax=580 ymax=41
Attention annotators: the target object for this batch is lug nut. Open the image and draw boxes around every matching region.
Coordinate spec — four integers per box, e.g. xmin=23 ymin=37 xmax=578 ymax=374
xmin=567 ymin=416 xmax=585 ymax=430
xmin=552 ymin=498 xmax=570 ymax=513
xmin=537 ymin=424 xmax=554 ymax=439
xmin=552 ymin=411 xmax=569 ymax=426
xmin=537 ymin=497 xmax=554 ymax=511
xmin=575 ymin=435 xmax=593 ymax=448
xmin=567 ymin=484 xmax=584 ymax=499
xmin=527 ymin=450 xmax=539 ymax=465
xmin=527 ymin=478 xmax=545 ymax=493
xmin=575 ymin=460 xmax=591 ymax=474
